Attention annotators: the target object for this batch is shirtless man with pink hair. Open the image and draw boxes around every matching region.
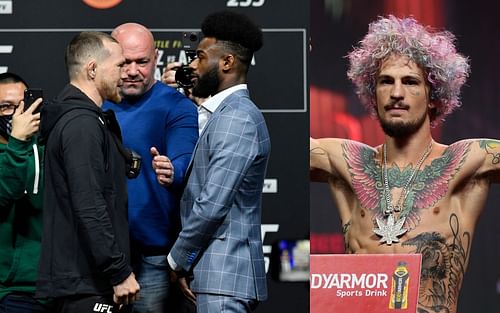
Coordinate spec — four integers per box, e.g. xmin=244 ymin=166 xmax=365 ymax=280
xmin=310 ymin=15 xmax=498 ymax=313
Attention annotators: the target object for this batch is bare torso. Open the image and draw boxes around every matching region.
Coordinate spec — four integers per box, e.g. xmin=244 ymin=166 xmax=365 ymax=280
xmin=311 ymin=138 xmax=500 ymax=313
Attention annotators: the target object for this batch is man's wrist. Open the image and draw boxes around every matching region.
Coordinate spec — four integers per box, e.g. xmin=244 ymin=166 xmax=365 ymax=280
xmin=9 ymin=131 xmax=29 ymax=142
xmin=167 ymin=254 xmax=179 ymax=271
xmin=167 ymin=253 xmax=188 ymax=278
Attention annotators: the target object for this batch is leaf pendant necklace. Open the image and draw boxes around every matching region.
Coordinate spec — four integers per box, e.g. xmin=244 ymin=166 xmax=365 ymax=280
xmin=373 ymin=141 xmax=433 ymax=245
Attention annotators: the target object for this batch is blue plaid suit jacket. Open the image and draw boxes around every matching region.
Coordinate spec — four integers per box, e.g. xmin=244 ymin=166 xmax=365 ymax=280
xmin=169 ymin=89 xmax=270 ymax=300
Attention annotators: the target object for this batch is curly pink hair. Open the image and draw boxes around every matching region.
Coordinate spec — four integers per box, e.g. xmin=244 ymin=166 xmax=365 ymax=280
xmin=347 ymin=15 xmax=470 ymax=124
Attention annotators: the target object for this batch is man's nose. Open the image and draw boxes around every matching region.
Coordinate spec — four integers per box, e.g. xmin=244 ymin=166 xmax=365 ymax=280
xmin=126 ymin=62 xmax=139 ymax=76
xmin=390 ymin=81 xmax=404 ymax=100
xmin=189 ymin=58 xmax=199 ymax=70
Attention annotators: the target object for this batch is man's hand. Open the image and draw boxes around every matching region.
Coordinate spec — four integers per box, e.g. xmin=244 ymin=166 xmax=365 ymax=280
xmin=113 ymin=272 xmax=140 ymax=305
xmin=10 ymin=98 xmax=42 ymax=141
xmin=170 ymin=270 xmax=196 ymax=304
xmin=161 ymin=61 xmax=182 ymax=88
xmin=150 ymin=146 xmax=174 ymax=186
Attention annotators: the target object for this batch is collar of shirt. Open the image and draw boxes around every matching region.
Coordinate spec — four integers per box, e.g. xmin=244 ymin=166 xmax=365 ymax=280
xmin=200 ymin=84 xmax=248 ymax=114
xmin=197 ymin=105 xmax=211 ymax=134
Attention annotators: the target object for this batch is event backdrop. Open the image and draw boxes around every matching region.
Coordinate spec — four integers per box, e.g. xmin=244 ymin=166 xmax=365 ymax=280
xmin=0 ymin=0 xmax=309 ymax=312
xmin=310 ymin=0 xmax=500 ymax=312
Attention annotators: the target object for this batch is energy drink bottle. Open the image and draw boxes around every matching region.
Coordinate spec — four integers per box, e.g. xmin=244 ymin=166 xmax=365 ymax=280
xmin=389 ymin=261 xmax=410 ymax=309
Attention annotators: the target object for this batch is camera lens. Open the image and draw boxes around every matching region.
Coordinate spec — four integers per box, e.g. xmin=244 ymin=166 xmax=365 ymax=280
xmin=175 ymin=65 xmax=194 ymax=89
xmin=189 ymin=33 xmax=198 ymax=42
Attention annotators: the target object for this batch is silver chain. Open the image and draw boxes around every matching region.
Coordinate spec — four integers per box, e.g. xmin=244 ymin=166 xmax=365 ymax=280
xmin=383 ymin=141 xmax=433 ymax=216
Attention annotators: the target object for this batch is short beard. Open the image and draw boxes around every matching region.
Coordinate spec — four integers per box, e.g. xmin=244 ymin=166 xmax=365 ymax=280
xmin=192 ymin=64 xmax=220 ymax=98
xmin=378 ymin=111 xmax=427 ymax=138
xmin=102 ymin=80 xmax=121 ymax=104
xmin=119 ymin=83 xmax=148 ymax=102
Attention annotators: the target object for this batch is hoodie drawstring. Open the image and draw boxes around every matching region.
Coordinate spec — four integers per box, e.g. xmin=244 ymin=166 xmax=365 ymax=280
xmin=32 ymin=143 xmax=40 ymax=194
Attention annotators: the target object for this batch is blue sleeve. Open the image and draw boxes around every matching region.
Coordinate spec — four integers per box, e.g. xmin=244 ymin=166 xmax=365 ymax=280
xmin=165 ymin=96 xmax=198 ymax=189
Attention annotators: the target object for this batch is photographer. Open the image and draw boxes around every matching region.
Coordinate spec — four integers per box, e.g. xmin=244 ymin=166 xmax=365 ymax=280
xmin=0 ymin=72 xmax=50 ymax=312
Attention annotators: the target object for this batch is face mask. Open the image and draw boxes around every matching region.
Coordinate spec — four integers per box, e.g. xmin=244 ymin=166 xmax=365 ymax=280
xmin=0 ymin=114 xmax=13 ymax=140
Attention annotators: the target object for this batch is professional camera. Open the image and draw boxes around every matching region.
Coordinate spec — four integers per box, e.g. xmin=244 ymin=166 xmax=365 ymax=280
xmin=175 ymin=32 xmax=200 ymax=89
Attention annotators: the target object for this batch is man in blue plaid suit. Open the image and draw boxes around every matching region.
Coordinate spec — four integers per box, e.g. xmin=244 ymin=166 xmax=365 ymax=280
xmin=152 ymin=10 xmax=270 ymax=313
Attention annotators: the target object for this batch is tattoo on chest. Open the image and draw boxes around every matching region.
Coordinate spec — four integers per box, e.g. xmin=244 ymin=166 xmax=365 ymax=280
xmin=404 ymin=214 xmax=470 ymax=313
xmin=342 ymin=141 xmax=470 ymax=230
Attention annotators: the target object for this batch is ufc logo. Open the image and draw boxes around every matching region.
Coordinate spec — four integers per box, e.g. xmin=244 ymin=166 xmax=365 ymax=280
xmin=93 ymin=303 xmax=113 ymax=313
xmin=261 ymin=223 xmax=279 ymax=272
xmin=226 ymin=0 xmax=265 ymax=7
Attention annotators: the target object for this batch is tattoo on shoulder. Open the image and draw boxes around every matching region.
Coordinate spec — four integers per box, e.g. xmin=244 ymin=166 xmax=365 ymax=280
xmin=479 ymin=139 xmax=500 ymax=165
xmin=403 ymin=213 xmax=470 ymax=312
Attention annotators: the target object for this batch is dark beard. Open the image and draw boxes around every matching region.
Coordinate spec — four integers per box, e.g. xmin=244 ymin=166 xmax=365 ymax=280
xmin=192 ymin=65 xmax=219 ymax=98
xmin=378 ymin=111 xmax=427 ymax=138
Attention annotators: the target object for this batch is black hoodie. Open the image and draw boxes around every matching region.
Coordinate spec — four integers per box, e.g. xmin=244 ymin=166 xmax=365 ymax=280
xmin=36 ymin=84 xmax=132 ymax=298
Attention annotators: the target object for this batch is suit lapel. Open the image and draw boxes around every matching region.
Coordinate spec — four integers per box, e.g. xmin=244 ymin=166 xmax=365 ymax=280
xmin=183 ymin=103 xmax=222 ymax=185
xmin=183 ymin=90 xmax=248 ymax=184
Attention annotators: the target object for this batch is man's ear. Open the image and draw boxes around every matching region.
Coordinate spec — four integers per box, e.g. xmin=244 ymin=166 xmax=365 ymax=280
xmin=154 ymin=48 xmax=159 ymax=64
xmin=87 ymin=60 xmax=97 ymax=79
xmin=221 ymin=54 xmax=235 ymax=73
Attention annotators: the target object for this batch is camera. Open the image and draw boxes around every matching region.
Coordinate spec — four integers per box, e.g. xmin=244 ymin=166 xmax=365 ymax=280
xmin=125 ymin=149 xmax=142 ymax=179
xmin=175 ymin=32 xmax=200 ymax=89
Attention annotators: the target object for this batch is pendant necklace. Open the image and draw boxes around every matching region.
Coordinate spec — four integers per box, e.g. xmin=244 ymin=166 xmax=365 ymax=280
xmin=373 ymin=141 xmax=433 ymax=245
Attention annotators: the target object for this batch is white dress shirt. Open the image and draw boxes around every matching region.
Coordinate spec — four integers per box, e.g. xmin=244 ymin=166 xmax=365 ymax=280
xmin=196 ymin=84 xmax=248 ymax=134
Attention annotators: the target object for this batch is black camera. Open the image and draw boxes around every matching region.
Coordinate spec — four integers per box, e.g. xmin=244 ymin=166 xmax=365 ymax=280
xmin=175 ymin=32 xmax=200 ymax=89
xmin=126 ymin=149 xmax=142 ymax=179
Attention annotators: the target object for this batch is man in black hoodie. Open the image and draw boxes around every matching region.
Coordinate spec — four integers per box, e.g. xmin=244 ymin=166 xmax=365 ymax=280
xmin=37 ymin=31 xmax=140 ymax=313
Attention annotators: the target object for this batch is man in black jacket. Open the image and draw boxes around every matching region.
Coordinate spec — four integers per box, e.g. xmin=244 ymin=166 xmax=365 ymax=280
xmin=36 ymin=31 xmax=140 ymax=313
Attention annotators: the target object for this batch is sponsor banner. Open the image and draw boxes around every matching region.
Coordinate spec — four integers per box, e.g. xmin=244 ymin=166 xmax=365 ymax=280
xmin=310 ymin=254 xmax=421 ymax=313
xmin=0 ymin=29 xmax=305 ymax=113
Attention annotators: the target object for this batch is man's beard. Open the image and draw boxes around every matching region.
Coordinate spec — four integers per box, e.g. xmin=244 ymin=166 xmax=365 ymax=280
xmin=378 ymin=108 xmax=428 ymax=138
xmin=192 ymin=64 xmax=220 ymax=98
xmin=102 ymin=79 xmax=122 ymax=104
xmin=119 ymin=80 xmax=148 ymax=101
